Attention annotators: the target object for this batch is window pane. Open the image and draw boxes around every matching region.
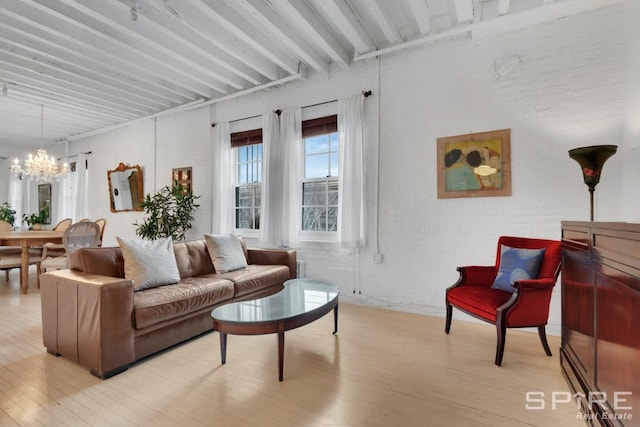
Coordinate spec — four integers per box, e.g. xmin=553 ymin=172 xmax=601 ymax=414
xmin=305 ymin=135 xmax=328 ymax=154
xmin=328 ymin=180 xmax=338 ymax=205
xmin=330 ymin=132 xmax=339 ymax=151
xmin=236 ymin=208 xmax=253 ymax=229
xmin=238 ymin=164 xmax=248 ymax=183
xmin=302 ymin=207 xmax=326 ymax=231
xmin=255 ymin=185 xmax=261 ymax=207
xmin=303 ymin=181 xmax=326 ymax=205
xmin=254 ymin=208 xmax=260 ymax=229
xmin=238 ymin=147 xmax=247 ymax=162
xmin=305 ymin=154 xmax=329 ymax=178
xmin=236 ymin=186 xmax=253 ymax=207
xmin=327 ymin=207 xmax=337 ymax=231
xmin=330 ymin=152 xmax=339 ymax=177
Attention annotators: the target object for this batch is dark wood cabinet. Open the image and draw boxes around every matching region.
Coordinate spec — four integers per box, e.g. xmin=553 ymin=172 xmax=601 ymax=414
xmin=561 ymin=222 xmax=639 ymax=426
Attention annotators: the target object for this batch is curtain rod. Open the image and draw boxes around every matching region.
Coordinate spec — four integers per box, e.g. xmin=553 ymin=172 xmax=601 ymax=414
xmin=212 ymin=90 xmax=372 ymax=127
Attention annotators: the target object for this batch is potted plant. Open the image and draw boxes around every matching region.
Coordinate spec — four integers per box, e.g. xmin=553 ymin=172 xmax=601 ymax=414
xmin=135 ymin=182 xmax=200 ymax=241
xmin=23 ymin=206 xmax=49 ymax=230
xmin=0 ymin=202 xmax=16 ymax=228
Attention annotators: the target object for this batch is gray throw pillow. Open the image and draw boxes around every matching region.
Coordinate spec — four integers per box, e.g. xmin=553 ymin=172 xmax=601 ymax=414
xmin=204 ymin=234 xmax=248 ymax=273
xmin=491 ymin=245 xmax=546 ymax=293
xmin=116 ymin=237 xmax=181 ymax=291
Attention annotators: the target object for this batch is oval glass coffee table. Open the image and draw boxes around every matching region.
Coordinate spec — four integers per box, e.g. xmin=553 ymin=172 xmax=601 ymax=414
xmin=211 ymin=278 xmax=338 ymax=381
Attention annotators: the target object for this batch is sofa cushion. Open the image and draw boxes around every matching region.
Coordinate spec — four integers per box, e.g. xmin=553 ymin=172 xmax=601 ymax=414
xmin=491 ymin=245 xmax=546 ymax=293
xmin=133 ymin=276 xmax=235 ymax=329
xmin=69 ymin=246 xmax=125 ymax=278
xmin=117 ymin=237 xmax=181 ymax=291
xmin=217 ymin=264 xmax=291 ymax=297
xmin=173 ymin=239 xmax=215 ymax=278
xmin=204 ymin=234 xmax=248 ymax=273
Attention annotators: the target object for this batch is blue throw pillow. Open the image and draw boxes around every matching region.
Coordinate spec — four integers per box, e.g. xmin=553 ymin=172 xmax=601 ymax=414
xmin=491 ymin=245 xmax=546 ymax=293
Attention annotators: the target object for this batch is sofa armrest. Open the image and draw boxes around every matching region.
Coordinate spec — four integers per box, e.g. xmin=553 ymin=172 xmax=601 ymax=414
xmin=40 ymin=269 xmax=135 ymax=379
xmin=247 ymin=248 xmax=297 ymax=279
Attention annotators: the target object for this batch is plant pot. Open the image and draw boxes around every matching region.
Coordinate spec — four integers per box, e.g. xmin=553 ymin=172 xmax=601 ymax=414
xmin=32 ymin=224 xmax=42 ymax=231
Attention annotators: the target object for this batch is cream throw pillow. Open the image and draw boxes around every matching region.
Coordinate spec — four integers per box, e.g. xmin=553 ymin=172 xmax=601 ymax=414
xmin=204 ymin=234 xmax=248 ymax=273
xmin=117 ymin=237 xmax=181 ymax=291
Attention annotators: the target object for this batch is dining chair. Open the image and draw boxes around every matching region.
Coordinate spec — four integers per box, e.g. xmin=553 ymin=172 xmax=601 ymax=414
xmin=53 ymin=218 xmax=73 ymax=232
xmin=94 ymin=218 xmax=107 ymax=246
xmin=0 ymin=220 xmax=42 ymax=283
xmin=40 ymin=222 xmax=101 ymax=274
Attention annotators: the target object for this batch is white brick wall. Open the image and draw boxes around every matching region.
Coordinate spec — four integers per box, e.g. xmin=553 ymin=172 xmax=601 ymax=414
xmin=63 ymin=5 xmax=629 ymax=336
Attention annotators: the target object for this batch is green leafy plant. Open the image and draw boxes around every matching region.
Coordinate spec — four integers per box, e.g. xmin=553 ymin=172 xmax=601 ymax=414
xmin=0 ymin=202 xmax=16 ymax=227
xmin=22 ymin=205 xmax=49 ymax=229
xmin=134 ymin=183 xmax=200 ymax=241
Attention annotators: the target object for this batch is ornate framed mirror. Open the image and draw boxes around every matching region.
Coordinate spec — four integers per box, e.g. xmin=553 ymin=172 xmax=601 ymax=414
xmin=107 ymin=163 xmax=143 ymax=212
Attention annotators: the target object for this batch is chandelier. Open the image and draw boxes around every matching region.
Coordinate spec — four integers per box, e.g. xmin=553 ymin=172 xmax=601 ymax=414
xmin=11 ymin=105 xmax=68 ymax=183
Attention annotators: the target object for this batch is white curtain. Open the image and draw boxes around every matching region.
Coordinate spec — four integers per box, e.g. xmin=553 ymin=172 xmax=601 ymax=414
xmin=8 ymin=174 xmax=22 ymax=229
xmin=76 ymin=154 xmax=89 ymax=220
xmin=279 ymin=108 xmax=302 ymax=248
xmin=337 ymin=94 xmax=366 ymax=248
xmin=55 ymin=154 xmax=88 ymax=222
xmin=56 ymin=167 xmax=75 ymax=222
xmin=211 ymin=121 xmax=233 ymax=234
xmin=259 ymin=112 xmax=283 ymax=246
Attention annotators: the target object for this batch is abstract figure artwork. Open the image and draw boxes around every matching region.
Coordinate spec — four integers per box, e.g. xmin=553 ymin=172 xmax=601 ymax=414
xmin=437 ymin=129 xmax=512 ymax=199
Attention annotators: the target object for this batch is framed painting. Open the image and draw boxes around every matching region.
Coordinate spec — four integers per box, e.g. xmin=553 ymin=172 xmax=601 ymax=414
xmin=437 ymin=128 xmax=511 ymax=199
xmin=172 ymin=167 xmax=192 ymax=195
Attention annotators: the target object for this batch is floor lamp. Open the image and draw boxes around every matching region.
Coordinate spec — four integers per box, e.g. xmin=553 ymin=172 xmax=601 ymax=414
xmin=568 ymin=145 xmax=617 ymax=221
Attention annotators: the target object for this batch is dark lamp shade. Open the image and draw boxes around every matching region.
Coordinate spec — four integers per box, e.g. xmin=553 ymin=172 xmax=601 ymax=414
xmin=568 ymin=144 xmax=617 ymax=221
xmin=568 ymin=145 xmax=617 ymax=190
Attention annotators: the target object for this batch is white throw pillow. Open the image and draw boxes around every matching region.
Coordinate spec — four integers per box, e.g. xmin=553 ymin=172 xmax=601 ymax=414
xmin=116 ymin=237 xmax=181 ymax=291
xmin=204 ymin=234 xmax=248 ymax=273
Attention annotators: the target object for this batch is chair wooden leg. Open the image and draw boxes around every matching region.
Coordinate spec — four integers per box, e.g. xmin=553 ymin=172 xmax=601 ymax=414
xmin=538 ymin=326 xmax=552 ymax=356
xmin=445 ymin=302 xmax=452 ymax=334
xmin=4 ymin=270 xmax=8 ymax=281
xmin=495 ymin=323 xmax=506 ymax=366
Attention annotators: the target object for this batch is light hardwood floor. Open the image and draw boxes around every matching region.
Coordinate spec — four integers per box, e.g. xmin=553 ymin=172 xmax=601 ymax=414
xmin=0 ymin=269 xmax=584 ymax=427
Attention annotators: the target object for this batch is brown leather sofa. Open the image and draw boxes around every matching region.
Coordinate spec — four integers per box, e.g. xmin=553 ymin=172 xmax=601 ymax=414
xmin=40 ymin=239 xmax=296 ymax=379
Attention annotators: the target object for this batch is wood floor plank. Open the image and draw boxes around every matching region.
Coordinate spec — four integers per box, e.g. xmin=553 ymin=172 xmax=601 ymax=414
xmin=0 ymin=268 xmax=586 ymax=426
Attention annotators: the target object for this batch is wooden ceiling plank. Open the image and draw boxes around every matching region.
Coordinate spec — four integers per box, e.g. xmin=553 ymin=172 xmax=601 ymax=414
xmin=0 ymin=35 xmax=174 ymax=111
xmin=498 ymin=0 xmax=511 ymax=15
xmin=29 ymin=0 xmax=228 ymax=95
xmin=364 ymin=0 xmax=402 ymax=44
xmin=231 ymin=0 xmax=330 ymax=74
xmin=270 ymin=0 xmax=350 ymax=69
xmin=0 ymin=22 xmax=187 ymax=106
xmin=1 ymin=2 xmax=214 ymax=98
xmin=406 ymin=0 xmax=433 ymax=35
xmin=157 ymin=0 xmax=286 ymax=81
xmin=453 ymin=0 xmax=474 ymax=24
xmin=0 ymin=65 xmax=146 ymax=118
xmin=52 ymin=0 xmax=243 ymax=92
xmin=0 ymin=48 xmax=160 ymax=114
xmin=313 ymin=0 xmax=374 ymax=55
xmin=128 ymin=0 xmax=267 ymax=86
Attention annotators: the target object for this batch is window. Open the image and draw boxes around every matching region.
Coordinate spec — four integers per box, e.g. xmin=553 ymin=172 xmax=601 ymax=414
xmin=232 ymin=129 xmax=262 ymax=230
xmin=301 ymin=115 xmax=338 ymax=232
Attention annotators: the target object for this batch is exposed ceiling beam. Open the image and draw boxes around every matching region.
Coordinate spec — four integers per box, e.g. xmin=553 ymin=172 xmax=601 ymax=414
xmin=311 ymin=0 xmax=374 ymax=55
xmin=355 ymin=0 xmax=623 ymax=61
xmin=364 ymin=0 xmax=402 ymax=45
xmin=406 ymin=0 xmax=433 ymax=35
xmin=269 ymin=0 xmax=351 ymax=70
xmin=229 ymin=0 xmax=330 ymax=74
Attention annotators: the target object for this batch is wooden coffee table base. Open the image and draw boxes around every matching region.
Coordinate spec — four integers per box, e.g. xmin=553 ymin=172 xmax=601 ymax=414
xmin=214 ymin=301 xmax=338 ymax=381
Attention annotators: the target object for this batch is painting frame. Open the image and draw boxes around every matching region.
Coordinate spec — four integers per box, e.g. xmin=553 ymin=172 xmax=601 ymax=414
xmin=437 ymin=128 xmax=511 ymax=199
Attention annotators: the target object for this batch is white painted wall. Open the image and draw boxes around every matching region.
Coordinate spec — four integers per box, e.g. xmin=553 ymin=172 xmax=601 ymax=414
xmin=61 ymin=5 xmax=627 ymax=335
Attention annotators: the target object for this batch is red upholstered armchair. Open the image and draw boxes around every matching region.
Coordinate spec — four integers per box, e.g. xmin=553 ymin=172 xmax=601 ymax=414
xmin=445 ymin=236 xmax=562 ymax=366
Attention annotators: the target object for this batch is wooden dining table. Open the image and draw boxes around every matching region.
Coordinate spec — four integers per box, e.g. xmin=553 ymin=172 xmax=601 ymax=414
xmin=0 ymin=230 xmax=64 ymax=294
